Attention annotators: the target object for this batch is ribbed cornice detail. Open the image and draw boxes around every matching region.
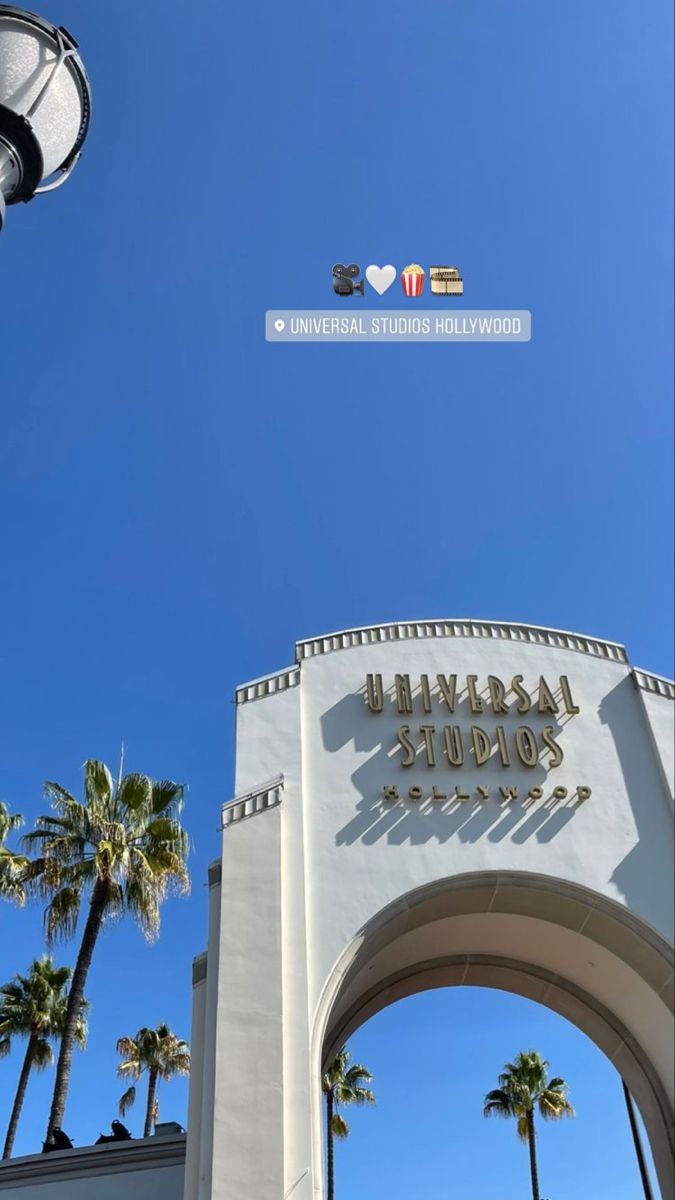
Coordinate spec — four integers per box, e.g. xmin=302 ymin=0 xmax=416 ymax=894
xmin=295 ymin=620 xmax=628 ymax=663
xmin=235 ymin=619 xmax=639 ymax=705
xmin=632 ymin=668 xmax=675 ymax=700
xmin=221 ymin=776 xmax=284 ymax=829
xmin=235 ymin=666 xmax=300 ymax=705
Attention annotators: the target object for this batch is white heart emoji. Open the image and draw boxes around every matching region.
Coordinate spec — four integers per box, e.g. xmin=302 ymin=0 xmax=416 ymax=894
xmin=366 ymin=264 xmax=397 ymax=295
xmin=274 ymin=319 xmax=285 ymax=332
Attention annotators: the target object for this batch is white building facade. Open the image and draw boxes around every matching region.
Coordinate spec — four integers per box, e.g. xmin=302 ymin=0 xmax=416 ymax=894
xmin=184 ymin=620 xmax=675 ymax=1200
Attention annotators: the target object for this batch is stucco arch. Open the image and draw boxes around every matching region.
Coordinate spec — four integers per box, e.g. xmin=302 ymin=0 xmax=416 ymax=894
xmin=183 ymin=625 xmax=673 ymax=1200
xmin=311 ymin=871 xmax=674 ymax=1198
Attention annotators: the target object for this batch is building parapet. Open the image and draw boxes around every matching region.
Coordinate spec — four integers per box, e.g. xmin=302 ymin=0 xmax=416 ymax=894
xmin=0 ymin=1134 xmax=186 ymax=1190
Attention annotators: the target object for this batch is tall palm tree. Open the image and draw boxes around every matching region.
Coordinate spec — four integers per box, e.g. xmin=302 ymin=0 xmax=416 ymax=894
xmin=322 ymin=1047 xmax=375 ymax=1200
xmin=0 ymin=956 xmax=87 ymax=1159
xmin=0 ymin=801 xmax=26 ymax=905
xmin=23 ymin=758 xmax=190 ymax=1146
xmin=483 ymin=1049 xmax=574 ymax=1200
xmin=117 ymin=1022 xmax=191 ymax=1137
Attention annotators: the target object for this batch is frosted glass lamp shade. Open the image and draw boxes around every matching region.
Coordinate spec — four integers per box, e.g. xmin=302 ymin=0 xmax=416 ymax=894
xmin=0 ymin=4 xmax=90 ymax=220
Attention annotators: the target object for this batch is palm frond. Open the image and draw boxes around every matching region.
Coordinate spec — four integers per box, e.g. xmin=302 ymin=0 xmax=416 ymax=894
xmin=44 ymin=886 xmax=82 ymax=943
xmin=539 ymin=1090 xmax=575 ymax=1121
xmin=0 ymin=860 xmax=27 ymax=906
xmin=84 ymin=761 xmax=114 ymax=807
xmin=118 ymin=1085 xmax=137 ymax=1116
xmin=343 ymin=1063 xmax=373 ymax=1088
xmin=483 ymin=1089 xmax=516 ymax=1119
xmin=0 ymin=803 xmax=27 ymax=904
xmin=33 ymin=1038 xmax=54 ymax=1070
xmin=516 ymin=1114 xmax=529 ymax=1141
xmin=118 ymin=773 xmax=153 ymax=813
xmin=331 ymin=1113 xmax=349 ymax=1140
xmin=0 ymin=801 xmax=24 ymax=838
xmin=151 ymin=781 xmax=185 ymax=816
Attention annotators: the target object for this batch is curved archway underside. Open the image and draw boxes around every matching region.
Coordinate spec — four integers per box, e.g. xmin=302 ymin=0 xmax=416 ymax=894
xmin=316 ymin=872 xmax=674 ymax=1197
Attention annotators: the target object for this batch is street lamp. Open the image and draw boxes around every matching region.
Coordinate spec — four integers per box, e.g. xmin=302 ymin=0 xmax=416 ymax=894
xmin=0 ymin=4 xmax=91 ymax=232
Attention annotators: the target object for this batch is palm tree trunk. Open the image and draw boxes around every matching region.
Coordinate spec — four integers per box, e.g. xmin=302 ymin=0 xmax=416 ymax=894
xmin=3 ymin=1033 xmax=37 ymax=1159
xmin=45 ymin=879 xmax=108 ymax=1144
xmin=526 ymin=1107 xmax=540 ymax=1200
xmin=326 ymin=1090 xmax=335 ymax=1200
xmin=144 ymin=1067 xmax=159 ymax=1138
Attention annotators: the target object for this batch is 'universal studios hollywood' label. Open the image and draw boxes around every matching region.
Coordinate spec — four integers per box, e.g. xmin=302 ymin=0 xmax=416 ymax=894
xmin=364 ymin=672 xmax=592 ymax=804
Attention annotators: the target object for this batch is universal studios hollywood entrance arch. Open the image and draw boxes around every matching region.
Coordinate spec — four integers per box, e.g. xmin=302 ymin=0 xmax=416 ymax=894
xmin=183 ymin=621 xmax=675 ymax=1200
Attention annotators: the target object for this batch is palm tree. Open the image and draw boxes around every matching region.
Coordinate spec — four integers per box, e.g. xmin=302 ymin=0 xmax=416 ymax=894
xmin=483 ymin=1049 xmax=574 ymax=1200
xmin=23 ymin=758 xmax=190 ymax=1146
xmin=116 ymin=1022 xmax=191 ymax=1137
xmin=0 ymin=801 xmax=26 ymax=905
xmin=0 ymin=956 xmax=87 ymax=1159
xmin=322 ymin=1047 xmax=375 ymax=1200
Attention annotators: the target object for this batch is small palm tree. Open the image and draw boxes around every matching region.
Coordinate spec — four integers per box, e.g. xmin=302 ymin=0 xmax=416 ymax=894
xmin=0 ymin=801 xmax=26 ymax=905
xmin=483 ymin=1049 xmax=574 ymax=1200
xmin=322 ymin=1048 xmax=375 ymax=1200
xmin=0 ymin=956 xmax=87 ymax=1158
xmin=117 ymin=1022 xmax=191 ymax=1137
xmin=23 ymin=758 xmax=190 ymax=1145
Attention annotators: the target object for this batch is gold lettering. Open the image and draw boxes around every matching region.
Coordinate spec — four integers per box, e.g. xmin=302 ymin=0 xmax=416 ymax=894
xmin=467 ymin=674 xmax=484 ymax=714
xmin=395 ymin=674 xmax=413 ymax=714
xmin=495 ymin=725 xmax=511 ymax=766
xmin=408 ymin=785 xmax=423 ymax=801
xmin=443 ymin=726 xmax=464 ymax=767
xmin=553 ymin=786 xmax=568 ymax=800
xmin=397 ymin=725 xmax=416 ymax=767
xmin=537 ymin=676 xmax=559 ymax=714
xmin=515 ymin=726 xmax=538 ymax=767
xmin=477 ymin=786 xmax=490 ymax=800
xmin=420 ymin=725 xmax=436 ymax=767
xmin=419 ymin=674 xmax=433 ymax=713
xmin=576 ymin=785 xmax=592 ymax=801
xmin=488 ymin=675 xmax=509 ymax=714
xmin=365 ymin=673 xmax=384 ymax=714
xmin=432 ymin=786 xmax=447 ymax=801
xmin=542 ymin=726 xmax=564 ymax=768
xmin=472 ymin=726 xmax=491 ymax=766
xmin=528 ymin=786 xmax=544 ymax=800
xmin=454 ymin=786 xmax=471 ymax=801
xmin=560 ymin=676 xmax=580 ymax=714
xmin=382 ymin=785 xmax=399 ymax=801
xmin=511 ymin=675 xmax=531 ymax=713
xmin=436 ymin=674 xmax=457 ymax=712
xmin=500 ymin=785 xmax=519 ymax=801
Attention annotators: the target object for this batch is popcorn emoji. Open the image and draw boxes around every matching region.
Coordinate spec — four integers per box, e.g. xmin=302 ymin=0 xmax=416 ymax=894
xmin=401 ymin=263 xmax=425 ymax=297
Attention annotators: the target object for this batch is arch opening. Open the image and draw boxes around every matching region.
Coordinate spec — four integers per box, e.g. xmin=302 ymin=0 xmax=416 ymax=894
xmin=311 ymin=872 xmax=674 ymax=1198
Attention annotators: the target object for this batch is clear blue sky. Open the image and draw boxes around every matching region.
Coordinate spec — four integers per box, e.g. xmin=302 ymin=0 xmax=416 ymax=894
xmin=0 ymin=0 xmax=672 ymax=1194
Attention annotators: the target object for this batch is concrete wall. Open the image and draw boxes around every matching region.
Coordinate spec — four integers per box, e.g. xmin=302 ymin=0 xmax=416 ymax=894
xmin=0 ymin=1135 xmax=185 ymax=1200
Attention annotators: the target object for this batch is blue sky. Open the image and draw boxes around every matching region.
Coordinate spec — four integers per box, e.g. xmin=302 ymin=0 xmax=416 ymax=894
xmin=0 ymin=0 xmax=672 ymax=1193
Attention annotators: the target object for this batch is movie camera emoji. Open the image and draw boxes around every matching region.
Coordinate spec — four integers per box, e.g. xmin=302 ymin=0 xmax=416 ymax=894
xmin=332 ymin=263 xmax=365 ymax=296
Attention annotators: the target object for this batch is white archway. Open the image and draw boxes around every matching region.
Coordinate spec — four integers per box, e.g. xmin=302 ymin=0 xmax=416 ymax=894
xmin=311 ymin=872 xmax=674 ymax=1198
xmin=183 ymin=622 xmax=674 ymax=1200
